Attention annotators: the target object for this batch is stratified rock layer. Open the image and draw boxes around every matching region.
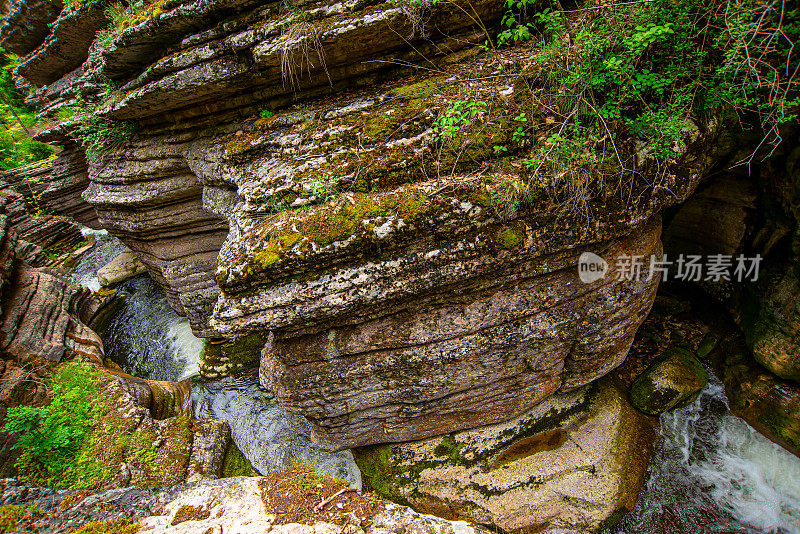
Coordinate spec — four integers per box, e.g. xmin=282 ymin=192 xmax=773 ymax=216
xmin=355 ymin=378 xmax=654 ymax=533
xmin=253 ymin=214 xmax=662 ymax=450
xmin=2 ymin=0 xmax=741 ymax=451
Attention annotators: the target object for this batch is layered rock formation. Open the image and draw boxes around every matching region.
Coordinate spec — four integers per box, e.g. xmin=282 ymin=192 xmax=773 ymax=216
xmin=355 ymin=378 xmax=654 ymax=533
xmin=0 ymin=0 xmax=747 ymax=453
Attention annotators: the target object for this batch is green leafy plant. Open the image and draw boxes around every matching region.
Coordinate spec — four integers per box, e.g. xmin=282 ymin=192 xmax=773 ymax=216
xmin=58 ymin=93 xmax=138 ymax=163
xmin=3 ymin=363 xmax=104 ymax=485
xmin=259 ymin=109 xmax=275 ymax=119
xmin=309 ymin=172 xmax=338 ymax=202
xmin=433 ymin=100 xmax=488 ymax=139
xmin=498 ymin=0 xmax=799 ymax=216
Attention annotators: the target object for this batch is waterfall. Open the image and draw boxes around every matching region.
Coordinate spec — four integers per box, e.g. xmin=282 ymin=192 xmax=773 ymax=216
xmin=70 ymin=229 xmax=203 ymax=382
xmin=611 ymin=373 xmax=800 ymax=534
xmin=102 ymin=275 xmax=203 ymax=382
xmin=70 ymin=228 xmax=127 ymax=291
xmin=193 ymin=375 xmax=363 ymax=490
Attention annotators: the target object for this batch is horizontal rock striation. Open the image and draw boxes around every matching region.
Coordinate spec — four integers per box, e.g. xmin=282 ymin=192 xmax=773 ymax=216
xmin=251 ymin=207 xmax=663 ymax=449
xmin=2 ymin=0 xmax=743 ymax=450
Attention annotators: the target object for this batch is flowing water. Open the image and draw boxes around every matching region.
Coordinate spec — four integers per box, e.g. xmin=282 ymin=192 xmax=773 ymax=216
xmin=101 ymin=275 xmax=203 ymax=382
xmin=611 ymin=373 xmax=800 ymax=534
xmin=71 ymin=230 xmax=362 ymax=487
xmin=72 ymin=232 xmax=800 ymax=508
xmin=70 ymin=227 xmax=127 ymax=291
xmin=193 ymin=375 xmax=363 ymax=490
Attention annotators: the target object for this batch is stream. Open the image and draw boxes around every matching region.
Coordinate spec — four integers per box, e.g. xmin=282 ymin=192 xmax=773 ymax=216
xmin=70 ymin=229 xmax=362 ymax=489
xmin=610 ymin=373 xmax=800 ymax=534
xmin=71 ymin=231 xmax=800 ymax=524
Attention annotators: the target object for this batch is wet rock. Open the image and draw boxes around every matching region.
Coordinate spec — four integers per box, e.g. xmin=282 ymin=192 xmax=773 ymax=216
xmin=0 ymin=193 xmax=107 ymax=365
xmin=198 ymin=333 xmax=265 ymax=379
xmin=743 ymin=269 xmax=800 ymax=381
xmin=630 ymin=347 xmax=708 ymax=415
xmin=354 ymin=379 xmax=655 ymax=534
xmin=97 ymin=249 xmax=147 ymax=287
xmin=722 ymin=343 xmax=800 ymax=458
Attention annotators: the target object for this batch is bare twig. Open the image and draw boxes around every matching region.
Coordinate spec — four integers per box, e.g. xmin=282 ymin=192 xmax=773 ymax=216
xmin=314 ymin=488 xmax=357 ymax=512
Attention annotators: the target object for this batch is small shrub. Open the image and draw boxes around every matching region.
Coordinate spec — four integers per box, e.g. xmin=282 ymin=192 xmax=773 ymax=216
xmin=433 ymin=100 xmax=488 ymax=140
xmin=309 ymin=172 xmax=338 ymax=202
xmin=3 ymin=362 xmax=104 ymax=486
xmin=258 ymin=109 xmax=275 ymax=119
xmin=59 ymin=94 xmax=138 ymax=163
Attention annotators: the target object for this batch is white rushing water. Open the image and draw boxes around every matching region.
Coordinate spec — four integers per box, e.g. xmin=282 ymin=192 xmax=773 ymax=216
xmin=71 ymin=230 xmax=205 ymax=381
xmin=613 ymin=373 xmax=800 ymax=534
xmin=102 ymin=275 xmax=204 ymax=382
xmin=70 ymin=228 xmax=127 ymax=291
xmin=193 ymin=375 xmax=363 ymax=490
xmin=69 ymin=230 xmax=363 ymax=487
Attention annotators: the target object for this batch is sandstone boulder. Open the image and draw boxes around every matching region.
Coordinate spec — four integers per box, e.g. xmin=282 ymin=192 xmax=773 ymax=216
xmin=354 ymin=378 xmax=654 ymax=534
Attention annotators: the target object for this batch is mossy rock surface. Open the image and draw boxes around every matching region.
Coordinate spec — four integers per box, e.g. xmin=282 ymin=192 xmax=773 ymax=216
xmin=630 ymin=347 xmax=708 ymax=415
xmin=745 ymin=270 xmax=800 ymax=381
xmin=199 ymin=333 xmax=268 ymax=379
xmin=222 ymin=442 xmax=256 ymax=478
xmin=354 ymin=379 xmax=656 ymax=533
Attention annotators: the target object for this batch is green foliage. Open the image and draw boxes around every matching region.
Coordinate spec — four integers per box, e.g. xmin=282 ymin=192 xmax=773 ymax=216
xmin=433 ymin=100 xmax=488 ymax=139
xmin=0 ymin=504 xmax=28 ymax=533
xmin=497 ymin=0 xmax=554 ymax=47
xmin=0 ymin=50 xmax=54 ymax=170
xmin=58 ymin=93 xmax=138 ymax=163
xmin=63 ymin=0 xmax=101 ymax=12
xmin=309 ymin=172 xmax=338 ymax=202
xmin=3 ymin=362 xmax=104 ymax=486
xmin=258 ymin=109 xmax=275 ymax=119
xmin=496 ymin=0 xmax=800 ymax=214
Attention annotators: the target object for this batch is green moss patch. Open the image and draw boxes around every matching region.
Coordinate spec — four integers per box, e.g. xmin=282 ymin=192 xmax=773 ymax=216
xmin=222 ymin=442 xmax=255 ymax=477
xmin=6 ymin=360 xmax=199 ymax=491
xmin=199 ymin=333 xmax=268 ymax=379
xmin=68 ymin=518 xmax=139 ymax=534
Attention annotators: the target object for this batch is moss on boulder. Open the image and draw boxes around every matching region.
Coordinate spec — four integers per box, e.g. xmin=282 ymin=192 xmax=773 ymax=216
xmin=199 ymin=333 xmax=268 ymax=379
xmin=354 ymin=378 xmax=655 ymax=533
xmin=630 ymin=347 xmax=708 ymax=415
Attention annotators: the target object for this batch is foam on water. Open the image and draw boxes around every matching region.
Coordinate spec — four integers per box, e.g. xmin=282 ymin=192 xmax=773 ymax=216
xmin=70 ymin=229 xmax=127 ymax=291
xmin=102 ymin=275 xmax=203 ymax=382
xmin=612 ymin=374 xmax=800 ymax=534
xmin=193 ymin=375 xmax=363 ymax=490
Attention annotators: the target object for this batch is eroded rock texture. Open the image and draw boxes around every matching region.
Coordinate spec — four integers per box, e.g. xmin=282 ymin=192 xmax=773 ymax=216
xmin=3 ymin=0 xmax=742 ymax=450
xmin=355 ymin=378 xmax=655 ymax=533
xmin=0 ymin=474 xmax=491 ymax=534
